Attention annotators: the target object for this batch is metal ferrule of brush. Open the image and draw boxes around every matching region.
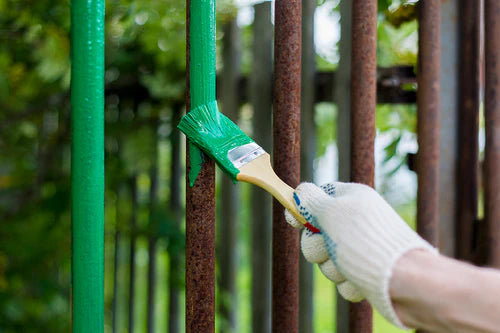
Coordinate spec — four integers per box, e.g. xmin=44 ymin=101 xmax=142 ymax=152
xmin=228 ymin=142 xmax=266 ymax=169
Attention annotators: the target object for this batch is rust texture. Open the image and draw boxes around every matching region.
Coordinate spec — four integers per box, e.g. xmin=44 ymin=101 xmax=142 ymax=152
xmin=351 ymin=0 xmax=376 ymax=188
xmin=484 ymin=0 xmax=500 ymax=268
xmin=456 ymin=0 xmax=480 ymax=261
xmin=272 ymin=1 xmax=301 ymax=332
xmin=349 ymin=0 xmax=377 ymax=331
xmin=185 ymin=2 xmax=216 ymax=332
xmin=416 ymin=0 xmax=441 ymax=248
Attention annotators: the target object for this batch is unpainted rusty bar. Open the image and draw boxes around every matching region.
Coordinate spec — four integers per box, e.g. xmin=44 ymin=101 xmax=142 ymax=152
xmin=484 ymin=0 xmax=500 ymax=268
xmin=185 ymin=1 xmax=216 ymax=332
xmin=455 ymin=0 xmax=480 ymax=261
xmin=350 ymin=0 xmax=377 ymax=331
xmin=416 ymin=0 xmax=441 ymax=249
xmin=272 ymin=1 xmax=301 ymax=332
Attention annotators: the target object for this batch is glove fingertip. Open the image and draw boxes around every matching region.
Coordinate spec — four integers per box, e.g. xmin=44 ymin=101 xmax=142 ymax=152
xmin=319 ymin=260 xmax=345 ymax=283
xmin=337 ymin=281 xmax=364 ymax=302
xmin=301 ymin=230 xmax=329 ymax=263
xmin=284 ymin=209 xmax=304 ymax=229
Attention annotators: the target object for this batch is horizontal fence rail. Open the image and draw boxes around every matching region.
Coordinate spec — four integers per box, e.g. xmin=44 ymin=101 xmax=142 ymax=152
xmin=105 ymin=67 xmax=418 ymax=107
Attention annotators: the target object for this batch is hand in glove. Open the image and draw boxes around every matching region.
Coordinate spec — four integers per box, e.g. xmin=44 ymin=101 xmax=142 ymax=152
xmin=285 ymin=182 xmax=437 ymax=329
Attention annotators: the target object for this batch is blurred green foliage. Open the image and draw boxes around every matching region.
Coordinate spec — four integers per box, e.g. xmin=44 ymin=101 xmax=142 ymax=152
xmin=0 ymin=0 xmax=187 ymax=331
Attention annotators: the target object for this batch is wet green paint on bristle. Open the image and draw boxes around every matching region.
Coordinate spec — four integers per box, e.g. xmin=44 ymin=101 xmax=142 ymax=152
xmin=178 ymin=101 xmax=253 ymax=182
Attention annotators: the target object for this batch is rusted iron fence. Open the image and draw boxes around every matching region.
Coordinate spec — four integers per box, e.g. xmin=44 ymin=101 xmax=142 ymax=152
xmin=417 ymin=0 xmax=441 ymax=247
xmin=185 ymin=1 xmax=217 ymax=332
xmin=81 ymin=1 xmax=500 ymax=332
xmin=272 ymin=2 xmax=302 ymax=332
xmin=349 ymin=0 xmax=378 ymax=331
xmin=181 ymin=0 xmax=498 ymax=331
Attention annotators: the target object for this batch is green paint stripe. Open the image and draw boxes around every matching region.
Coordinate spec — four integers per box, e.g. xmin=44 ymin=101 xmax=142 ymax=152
xmin=188 ymin=0 xmax=217 ymax=185
xmin=190 ymin=0 xmax=216 ymax=107
xmin=70 ymin=0 xmax=105 ymax=332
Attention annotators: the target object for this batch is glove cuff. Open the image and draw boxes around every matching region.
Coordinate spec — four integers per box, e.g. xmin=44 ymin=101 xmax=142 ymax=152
xmin=330 ymin=225 xmax=438 ymax=329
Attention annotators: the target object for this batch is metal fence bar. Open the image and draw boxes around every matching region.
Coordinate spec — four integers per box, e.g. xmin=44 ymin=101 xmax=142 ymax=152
xmin=336 ymin=0 xmax=353 ymax=328
xmin=416 ymin=0 xmax=441 ymax=248
xmin=147 ymin=155 xmax=158 ymax=333
xmin=219 ymin=18 xmax=241 ymax=332
xmin=416 ymin=0 xmax=442 ymax=270
xmin=350 ymin=0 xmax=377 ymax=331
xmin=128 ymin=177 xmax=137 ymax=333
xmin=439 ymin=0 xmax=460 ymax=258
xmin=185 ymin=0 xmax=216 ymax=331
xmin=272 ymin=1 xmax=302 ymax=332
xmin=168 ymin=106 xmax=183 ymax=333
xmin=455 ymin=0 xmax=480 ymax=261
xmin=484 ymin=0 xmax=500 ymax=268
xmin=251 ymin=3 xmax=273 ymax=333
xmin=299 ymin=0 xmax=316 ymax=331
xmin=70 ymin=0 xmax=105 ymax=332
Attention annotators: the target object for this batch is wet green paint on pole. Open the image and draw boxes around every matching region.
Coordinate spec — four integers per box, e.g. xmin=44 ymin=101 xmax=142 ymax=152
xmin=187 ymin=0 xmax=216 ymax=186
xmin=70 ymin=0 xmax=105 ymax=332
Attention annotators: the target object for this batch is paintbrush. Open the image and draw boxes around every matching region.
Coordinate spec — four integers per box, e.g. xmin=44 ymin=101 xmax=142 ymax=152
xmin=178 ymin=101 xmax=320 ymax=233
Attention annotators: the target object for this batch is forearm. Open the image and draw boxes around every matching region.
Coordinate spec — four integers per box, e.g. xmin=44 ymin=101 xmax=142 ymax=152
xmin=390 ymin=250 xmax=500 ymax=333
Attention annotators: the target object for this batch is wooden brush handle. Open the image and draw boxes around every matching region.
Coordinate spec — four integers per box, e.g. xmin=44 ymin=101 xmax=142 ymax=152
xmin=237 ymin=153 xmax=319 ymax=233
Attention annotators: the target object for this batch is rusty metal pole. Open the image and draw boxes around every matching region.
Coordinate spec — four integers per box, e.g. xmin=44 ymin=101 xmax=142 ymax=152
xmin=484 ymin=0 xmax=500 ymax=268
xmin=185 ymin=0 xmax=216 ymax=332
xmin=272 ymin=1 xmax=301 ymax=332
xmin=455 ymin=0 xmax=480 ymax=261
xmin=416 ymin=0 xmax=441 ymax=249
xmin=349 ymin=0 xmax=377 ymax=331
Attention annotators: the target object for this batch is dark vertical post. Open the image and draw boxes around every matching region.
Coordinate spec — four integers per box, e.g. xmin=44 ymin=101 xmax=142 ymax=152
xmin=112 ymin=230 xmax=120 ymax=333
xmin=168 ymin=106 xmax=182 ymax=333
xmin=251 ymin=3 xmax=273 ymax=333
xmin=128 ymin=177 xmax=138 ymax=333
xmin=300 ymin=0 xmax=315 ymax=332
xmin=417 ymin=0 xmax=441 ymax=248
xmin=456 ymin=0 xmax=480 ymax=261
xmin=70 ymin=0 xmax=105 ymax=331
xmin=185 ymin=0 xmax=216 ymax=332
xmin=147 ymin=151 xmax=158 ymax=333
xmin=219 ymin=18 xmax=240 ymax=333
xmin=272 ymin=1 xmax=301 ymax=332
xmin=349 ymin=0 xmax=377 ymax=331
xmin=112 ymin=189 xmax=121 ymax=333
xmin=484 ymin=0 xmax=500 ymax=268
xmin=439 ymin=0 xmax=460 ymax=258
xmin=336 ymin=0 xmax=353 ymax=330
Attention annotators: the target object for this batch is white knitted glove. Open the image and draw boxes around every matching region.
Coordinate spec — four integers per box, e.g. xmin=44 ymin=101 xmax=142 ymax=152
xmin=285 ymin=182 xmax=438 ymax=329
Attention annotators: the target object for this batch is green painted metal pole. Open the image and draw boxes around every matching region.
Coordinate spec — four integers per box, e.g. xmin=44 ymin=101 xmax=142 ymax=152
xmin=185 ymin=0 xmax=217 ymax=331
xmin=190 ymin=1 xmax=216 ymax=106
xmin=70 ymin=0 xmax=105 ymax=332
xmin=187 ymin=0 xmax=217 ymax=185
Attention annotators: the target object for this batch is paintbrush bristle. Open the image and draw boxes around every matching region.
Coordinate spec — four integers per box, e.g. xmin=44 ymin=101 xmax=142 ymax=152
xmin=178 ymin=101 xmax=254 ymax=181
